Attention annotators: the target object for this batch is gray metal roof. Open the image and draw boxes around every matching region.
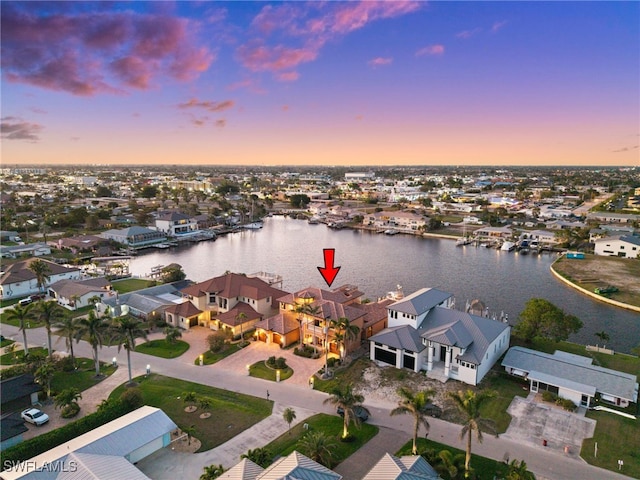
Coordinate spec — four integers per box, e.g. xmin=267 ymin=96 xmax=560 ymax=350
xmin=362 ymin=453 xmax=440 ymax=480
xmin=57 ymin=453 xmax=151 ymax=480
xmin=528 ymin=370 xmax=596 ymax=397
xmin=502 ymin=347 xmax=638 ymax=401
xmin=420 ymin=308 xmax=509 ymax=364
xmin=389 ymin=288 xmax=452 ymax=316
xmin=257 ymin=451 xmax=341 ymax=480
xmin=370 ymin=325 xmax=426 ymax=353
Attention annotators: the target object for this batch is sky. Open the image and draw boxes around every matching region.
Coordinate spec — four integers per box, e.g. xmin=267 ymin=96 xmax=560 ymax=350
xmin=1 ymin=1 xmax=639 ymax=167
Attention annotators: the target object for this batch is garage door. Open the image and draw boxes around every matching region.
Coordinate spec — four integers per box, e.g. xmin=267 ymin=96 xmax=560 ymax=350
xmin=374 ymin=347 xmax=397 ymax=366
xmin=403 ymin=354 xmax=415 ymax=370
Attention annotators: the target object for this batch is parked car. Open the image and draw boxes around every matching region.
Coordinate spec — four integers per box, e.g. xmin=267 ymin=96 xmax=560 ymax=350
xmin=21 ymin=408 xmax=49 ymax=426
xmin=18 ymin=297 xmax=33 ymax=306
xmin=337 ymin=405 xmax=370 ymax=422
xmin=424 ymin=403 xmax=442 ymax=418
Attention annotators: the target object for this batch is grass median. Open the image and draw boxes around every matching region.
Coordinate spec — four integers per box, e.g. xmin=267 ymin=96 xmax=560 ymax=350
xmin=135 ymin=339 xmax=190 ymax=359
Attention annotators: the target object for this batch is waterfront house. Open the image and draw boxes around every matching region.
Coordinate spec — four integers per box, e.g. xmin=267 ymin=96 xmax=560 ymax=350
xmin=178 ymin=272 xmax=287 ymax=335
xmin=369 ymin=288 xmax=511 ymax=386
xmin=363 ymin=211 xmax=427 ymax=231
xmin=48 ymin=277 xmax=112 ymax=310
xmin=0 ymin=259 xmax=80 ymax=300
xmin=101 ymin=281 xmax=190 ymax=321
xmin=155 ymin=211 xmax=199 ymax=237
xmin=0 ymin=242 xmax=51 ymax=259
xmin=502 ymin=346 xmax=639 ymax=408
xmin=362 ymin=453 xmax=441 ymax=480
xmin=221 ymin=451 xmax=342 ymax=480
xmin=520 ymin=229 xmax=559 ymax=248
xmin=593 ymin=234 xmax=640 ymax=259
xmin=276 ymin=285 xmax=366 ymax=355
xmin=100 ymin=226 xmax=167 ymax=250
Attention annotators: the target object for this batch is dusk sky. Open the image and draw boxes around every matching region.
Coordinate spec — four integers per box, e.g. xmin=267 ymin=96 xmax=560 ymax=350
xmin=1 ymin=1 xmax=638 ymax=167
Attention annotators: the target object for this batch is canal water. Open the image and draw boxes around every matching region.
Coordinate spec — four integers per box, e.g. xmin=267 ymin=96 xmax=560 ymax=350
xmin=130 ymin=216 xmax=639 ymax=353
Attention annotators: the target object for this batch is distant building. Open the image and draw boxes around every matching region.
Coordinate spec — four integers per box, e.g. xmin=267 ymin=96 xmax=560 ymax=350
xmin=100 ymin=226 xmax=166 ymax=250
xmin=593 ymin=235 xmax=640 ymax=259
xmin=48 ymin=277 xmax=112 ymax=310
xmin=0 ymin=242 xmax=51 ymax=259
xmin=155 ymin=212 xmax=198 ymax=237
xmin=0 ymin=259 xmax=80 ymax=300
xmin=345 ymin=171 xmax=376 ymax=180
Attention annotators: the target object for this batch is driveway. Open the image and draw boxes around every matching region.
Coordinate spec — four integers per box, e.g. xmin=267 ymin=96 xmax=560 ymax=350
xmin=503 ymin=395 xmax=597 ymax=457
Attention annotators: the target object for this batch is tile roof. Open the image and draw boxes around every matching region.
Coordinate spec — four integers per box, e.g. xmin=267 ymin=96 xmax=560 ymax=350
xmin=48 ymin=277 xmax=111 ymax=299
xmin=255 ymin=313 xmax=300 ymax=335
xmin=388 ymin=288 xmax=452 ymax=316
xmin=502 ymin=347 xmax=638 ymax=401
xmin=164 ymin=301 xmax=202 ymax=318
xmin=217 ymin=302 xmax=261 ymax=325
xmin=0 ymin=259 xmax=79 ymax=286
xmin=181 ymin=273 xmax=287 ymax=303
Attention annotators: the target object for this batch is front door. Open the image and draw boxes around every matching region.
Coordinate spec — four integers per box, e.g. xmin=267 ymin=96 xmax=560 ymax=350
xmin=440 ymin=346 xmax=447 ymax=362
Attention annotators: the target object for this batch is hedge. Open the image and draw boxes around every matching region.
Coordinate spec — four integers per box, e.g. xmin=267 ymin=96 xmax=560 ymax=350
xmin=1 ymin=398 xmax=138 ymax=469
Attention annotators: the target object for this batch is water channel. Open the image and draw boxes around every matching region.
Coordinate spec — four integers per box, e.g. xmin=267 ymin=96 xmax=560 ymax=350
xmin=129 ymin=216 xmax=639 ymax=353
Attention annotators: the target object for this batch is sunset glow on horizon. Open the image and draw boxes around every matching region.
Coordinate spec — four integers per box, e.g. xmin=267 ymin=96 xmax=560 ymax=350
xmin=1 ymin=1 xmax=638 ymax=167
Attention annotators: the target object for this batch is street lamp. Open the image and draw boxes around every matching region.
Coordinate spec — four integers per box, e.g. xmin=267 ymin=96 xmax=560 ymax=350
xmin=146 ymin=364 xmax=151 ymax=376
xmin=199 ymin=354 xmax=204 ymax=366
xmin=276 ymin=369 xmax=281 ymax=382
xmin=112 ymin=357 xmax=117 ymax=367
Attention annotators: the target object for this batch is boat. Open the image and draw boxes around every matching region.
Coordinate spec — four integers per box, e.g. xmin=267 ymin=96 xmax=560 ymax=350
xmin=308 ymin=217 xmax=320 ymax=224
xmin=501 ymin=241 xmax=516 ymax=251
xmin=456 ymin=237 xmax=472 ymax=246
xmin=153 ymin=243 xmax=170 ymax=249
xmin=244 ymin=222 xmax=263 ymax=230
xmin=384 ymin=229 xmax=399 ymax=235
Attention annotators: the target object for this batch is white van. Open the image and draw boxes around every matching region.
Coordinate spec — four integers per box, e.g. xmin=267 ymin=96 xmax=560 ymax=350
xmin=18 ymin=297 xmax=33 ymax=306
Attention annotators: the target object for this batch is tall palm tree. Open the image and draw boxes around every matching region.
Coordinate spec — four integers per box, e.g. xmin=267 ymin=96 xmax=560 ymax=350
xmin=323 ymin=384 xmax=369 ymax=438
xmin=283 ymin=407 xmax=296 ymax=433
xmin=34 ymin=301 xmax=66 ymax=360
xmin=447 ymin=389 xmax=497 ymax=475
xmin=4 ymin=304 xmax=35 ymax=356
xmin=76 ymin=310 xmax=110 ymax=377
xmin=304 ymin=304 xmax=322 ymax=353
xmin=330 ymin=317 xmax=360 ymax=361
xmin=298 ymin=431 xmax=337 ymax=468
xmin=53 ymin=316 xmax=81 ymax=366
xmin=235 ymin=311 xmax=247 ymax=341
xmin=390 ymin=387 xmax=437 ymax=454
xmin=111 ymin=316 xmax=148 ymax=383
xmin=28 ymin=259 xmax=52 ymax=294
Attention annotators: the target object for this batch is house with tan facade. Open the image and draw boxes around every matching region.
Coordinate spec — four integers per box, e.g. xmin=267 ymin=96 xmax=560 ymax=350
xmin=170 ymin=273 xmax=287 ymax=335
xmin=0 ymin=259 xmax=80 ymax=300
xmin=363 ymin=211 xmax=427 ymax=231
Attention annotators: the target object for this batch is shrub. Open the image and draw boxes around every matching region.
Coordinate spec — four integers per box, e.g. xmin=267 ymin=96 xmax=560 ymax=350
xmin=542 ymin=391 xmax=557 ymax=403
xmin=560 ymin=398 xmax=576 ymax=411
xmin=120 ymin=387 xmax=144 ymax=410
xmin=327 ymin=357 xmax=338 ymax=368
xmin=61 ymin=403 xmax=80 ymax=418
xmin=275 ymin=357 xmax=287 ymax=369
xmin=267 ymin=356 xmax=277 ymax=367
xmin=294 ymin=345 xmax=318 ymax=358
xmin=0 ymin=364 xmax=31 ymax=380
xmin=58 ymin=356 xmax=76 ymax=372
xmin=207 ymin=332 xmax=227 ymax=353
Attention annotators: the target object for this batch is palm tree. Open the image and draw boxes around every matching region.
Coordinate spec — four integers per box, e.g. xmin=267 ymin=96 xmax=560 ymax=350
xmin=447 ymin=390 xmax=497 ymax=475
xmin=390 ymin=387 xmax=436 ymax=454
xmin=298 ymin=431 xmax=337 ymax=467
xmin=182 ymin=424 xmax=197 ymax=445
xmin=183 ymin=391 xmax=198 ymax=409
xmin=164 ymin=326 xmax=182 ymax=345
xmin=34 ymin=360 xmax=56 ymax=398
xmin=111 ymin=316 xmax=148 ymax=383
xmin=235 ymin=312 xmax=247 ymax=341
xmin=4 ymin=304 xmax=35 ymax=356
xmin=28 ymin=259 xmax=52 ymax=294
xmin=294 ymin=303 xmax=308 ymax=348
xmin=198 ymin=396 xmax=212 ymax=414
xmin=53 ymin=316 xmax=81 ymax=367
xmin=34 ymin=301 xmax=66 ymax=360
xmin=330 ymin=317 xmax=361 ymax=361
xmin=304 ymin=304 xmax=322 ymax=353
xmin=594 ymin=330 xmax=610 ymax=349
xmin=436 ymin=449 xmax=465 ymax=479
xmin=283 ymin=407 xmax=296 ymax=433
xmin=323 ymin=384 xmax=369 ymax=438
xmin=54 ymin=387 xmax=82 ymax=410
xmin=506 ymin=459 xmax=536 ymax=480
xmin=200 ymin=464 xmax=225 ymax=480
xmin=240 ymin=447 xmax=272 ymax=468
xmin=76 ymin=310 xmax=110 ymax=377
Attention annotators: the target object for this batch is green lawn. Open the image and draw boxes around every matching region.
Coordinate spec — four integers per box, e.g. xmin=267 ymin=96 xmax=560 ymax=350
xmin=111 ymin=278 xmax=156 ymax=293
xmin=581 ymin=410 xmax=640 ymax=478
xmin=397 ymin=438 xmax=511 ymax=480
xmin=135 ymin=339 xmax=190 ymax=359
xmin=313 ymin=357 xmax=370 ymax=393
xmin=109 ymin=374 xmax=272 ymax=452
xmin=0 ymin=347 xmax=49 ymax=365
xmin=51 ymin=358 xmax=117 ymax=395
xmin=249 ymin=361 xmax=294 ymax=382
xmin=0 ymin=298 xmax=21 ymax=308
xmin=477 ymin=370 xmax=530 ymax=433
xmin=0 ymin=312 xmax=45 ymax=329
xmin=193 ymin=344 xmax=241 ymax=365
xmin=264 ymin=413 xmax=379 ymax=468
xmin=1 ymin=338 xmax=15 ymax=348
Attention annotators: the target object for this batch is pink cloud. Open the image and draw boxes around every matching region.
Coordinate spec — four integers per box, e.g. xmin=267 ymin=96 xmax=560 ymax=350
xmin=238 ymin=1 xmax=420 ymax=82
xmin=415 ymin=44 xmax=445 ymax=57
xmin=1 ymin=116 xmax=44 ymax=142
xmin=368 ymin=57 xmax=393 ymax=68
xmin=492 ymin=20 xmax=508 ymax=33
xmin=1 ymin=4 xmax=214 ymax=95
xmin=178 ymin=98 xmax=235 ymax=112
xmin=456 ymin=28 xmax=482 ymax=39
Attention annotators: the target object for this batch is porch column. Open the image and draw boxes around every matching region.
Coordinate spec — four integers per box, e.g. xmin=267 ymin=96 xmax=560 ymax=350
xmin=444 ymin=347 xmax=451 ymax=376
xmin=427 ymin=343 xmax=434 ymax=371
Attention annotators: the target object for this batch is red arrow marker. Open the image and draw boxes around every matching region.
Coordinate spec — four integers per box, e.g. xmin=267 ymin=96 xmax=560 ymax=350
xmin=317 ymin=248 xmax=341 ymax=287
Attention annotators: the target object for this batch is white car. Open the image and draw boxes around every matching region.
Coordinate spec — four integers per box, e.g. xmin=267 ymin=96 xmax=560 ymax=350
xmin=21 ymin=408 xmax=49 ymax=426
